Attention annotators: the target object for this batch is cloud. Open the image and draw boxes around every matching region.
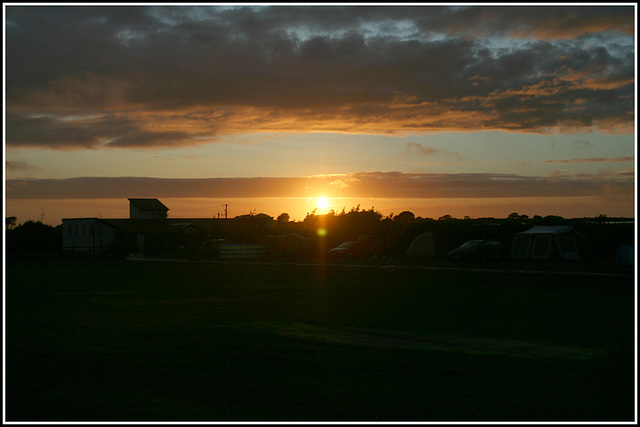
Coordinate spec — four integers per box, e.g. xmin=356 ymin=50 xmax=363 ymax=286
xmin=5 ymin=160 xmax=40 ymax=172
xmin=6 ymin=171 xmax=633 ymax=201
xmin=5 ymin=111 xmax=224 ymax=149
xmin=5 ymin=113 xmax=106 ymax=149
xmin=570 ymin=139 xmax=593 ymax=150
xmin=329 ymin=176 xmax=361 ymax=189
xmin=420 ymin=6 xmax=634 ymax=40
xmin=544 ymin=157 xmax=634 ymax=164
xmin=5 ymin=5 xmax=635 ymax=150
xmin=404 ymin=143 xmax=439 ymax=157
xmin=403 ymin=143 xmax=464 ymax=161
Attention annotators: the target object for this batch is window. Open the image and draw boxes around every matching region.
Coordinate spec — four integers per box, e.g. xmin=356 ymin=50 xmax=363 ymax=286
xmin=532 ymin=235 xmax=552 ymax=258
xmin=557 ymin=236 xmax=577 ymax=253
xmin=511 ymin=236 xmax=531 ymax=258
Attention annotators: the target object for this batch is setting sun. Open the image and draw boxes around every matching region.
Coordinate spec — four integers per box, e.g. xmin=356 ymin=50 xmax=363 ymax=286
xmin=316 ymin=197 xmax=329 ymax=210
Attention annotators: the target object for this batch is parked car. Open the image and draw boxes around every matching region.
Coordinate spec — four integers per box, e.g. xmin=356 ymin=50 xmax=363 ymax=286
xmin=448 ymin=239 xmax=501 ymax=262
xmin=328 ymin=240 xmax=368 ymax=258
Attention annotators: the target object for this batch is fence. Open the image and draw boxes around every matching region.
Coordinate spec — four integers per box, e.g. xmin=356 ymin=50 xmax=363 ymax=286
xmin=218 ymin=244 xmax=267 ymax=260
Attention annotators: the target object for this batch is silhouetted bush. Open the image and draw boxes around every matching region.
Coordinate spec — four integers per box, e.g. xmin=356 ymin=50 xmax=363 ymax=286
xmin=5 ymin=220 xmax=63 ymax=256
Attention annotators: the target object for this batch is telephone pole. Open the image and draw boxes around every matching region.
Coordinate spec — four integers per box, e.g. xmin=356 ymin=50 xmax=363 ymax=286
xmin=223 ymin=204 xmax=228 ymax=219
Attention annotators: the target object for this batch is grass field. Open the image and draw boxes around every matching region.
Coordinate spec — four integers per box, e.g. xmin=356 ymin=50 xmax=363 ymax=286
xmin=5 ymin=257 xmax=636 ymax=422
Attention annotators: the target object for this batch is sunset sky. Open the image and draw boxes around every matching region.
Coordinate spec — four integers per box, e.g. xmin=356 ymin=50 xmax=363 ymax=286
xmin=4 ymin=4 xmax=636 ymax=225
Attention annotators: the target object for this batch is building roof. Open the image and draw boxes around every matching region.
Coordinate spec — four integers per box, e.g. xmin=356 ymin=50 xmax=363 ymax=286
xmin=517 ymin=226 xmax=585 ymax=238
xmin=97 ymin=218 xmax=233 ymax=234
xmin=100 ymin=219 xmax=175 ymax=233
xmin=128 ymin=198 xmax=169 ymax=212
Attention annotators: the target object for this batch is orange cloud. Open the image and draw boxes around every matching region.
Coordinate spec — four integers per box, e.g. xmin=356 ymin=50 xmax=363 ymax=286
xmin=329 ymin=177 xmax=361 ymax=189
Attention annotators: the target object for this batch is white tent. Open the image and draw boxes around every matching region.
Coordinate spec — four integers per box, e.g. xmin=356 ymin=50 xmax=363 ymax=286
xmin=406 ymin=232 xmax=435 ymax=258
xmin=511 ymin=226 xmax=583 ymax=260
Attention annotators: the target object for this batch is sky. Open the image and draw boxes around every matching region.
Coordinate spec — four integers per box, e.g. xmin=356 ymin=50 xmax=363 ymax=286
xmin=4 ymin=4 xmax=637 ymax=225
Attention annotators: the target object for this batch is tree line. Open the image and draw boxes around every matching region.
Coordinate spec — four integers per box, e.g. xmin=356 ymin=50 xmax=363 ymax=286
xmin=269 ymin=208 xmax=634 ymax=261
xmin=5 ymin=210 xmax=634 ymax=262
xmin=5 ymin=218 xmax=63 ymax=255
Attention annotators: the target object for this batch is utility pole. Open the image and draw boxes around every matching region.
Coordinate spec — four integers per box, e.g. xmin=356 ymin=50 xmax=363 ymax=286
xmin=223 ymin=204 xmax=228 ymax=219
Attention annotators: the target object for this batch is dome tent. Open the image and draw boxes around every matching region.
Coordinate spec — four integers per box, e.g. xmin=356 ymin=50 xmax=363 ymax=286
xmin=405 ymin=232 xmax=435 ymax=258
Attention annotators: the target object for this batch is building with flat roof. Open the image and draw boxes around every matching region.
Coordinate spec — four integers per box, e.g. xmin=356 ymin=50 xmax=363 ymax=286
xmin=62 ymin=199 xmax=232 ymax=255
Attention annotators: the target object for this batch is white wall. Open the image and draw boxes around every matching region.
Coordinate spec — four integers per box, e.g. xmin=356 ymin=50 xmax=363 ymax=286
xmin=62 ymin=219 xmax=117 ymax=252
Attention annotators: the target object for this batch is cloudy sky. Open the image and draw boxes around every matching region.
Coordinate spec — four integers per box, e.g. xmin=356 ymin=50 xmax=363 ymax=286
xmin=4 ymin=4 xmax=636 ymax=224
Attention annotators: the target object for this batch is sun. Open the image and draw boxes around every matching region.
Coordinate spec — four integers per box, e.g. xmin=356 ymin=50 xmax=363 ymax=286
xmin=316 ymin=197 xmax=329 ymax=210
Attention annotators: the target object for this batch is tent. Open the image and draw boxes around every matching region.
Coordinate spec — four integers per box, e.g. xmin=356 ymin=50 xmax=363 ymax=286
xmin=616 ymin=245 xmax=634 ymax=267
xmin=268 ymin=233 xmax=317 ymax=257
xmin=406 ymin=232 xmax=435 ymax=258
xmin=510 ymin=226 xmax=583 ymax=261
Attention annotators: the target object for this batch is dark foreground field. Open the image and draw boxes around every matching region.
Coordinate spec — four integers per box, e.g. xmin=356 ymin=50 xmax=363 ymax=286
xmin=5 ymin=257 xmax=636 ymax=422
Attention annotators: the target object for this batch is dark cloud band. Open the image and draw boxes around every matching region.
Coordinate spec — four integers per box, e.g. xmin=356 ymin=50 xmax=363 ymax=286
xmin=6 ymin=172 xmax=633 ymax=201
xmin=5 ymin=5 xmax=635 ymax=150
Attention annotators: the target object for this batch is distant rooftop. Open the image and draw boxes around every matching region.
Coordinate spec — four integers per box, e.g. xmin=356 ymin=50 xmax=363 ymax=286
xmin=128 ymin=198 xmax=169 ymax=212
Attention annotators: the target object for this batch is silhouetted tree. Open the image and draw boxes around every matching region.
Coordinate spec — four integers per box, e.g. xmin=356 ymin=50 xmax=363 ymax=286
xmin=232 ymin=213 xmax=275 ymax=243
xmin=542 ymin=215 xmax=565 ymax=225
xmin=337 ymin=207 xmax=383 ymax=241
xmin=6 ymin=216 xmax=17 ymax=230
xmin=393 ymin=211 xmax=415 ymax=224
xmin=5 ymin=220 xmax=62 ymax=255
xmin=438 ymin=214 xmax=454 ymax=221
xmin=277 ymin=213 xmax=290 ymax=225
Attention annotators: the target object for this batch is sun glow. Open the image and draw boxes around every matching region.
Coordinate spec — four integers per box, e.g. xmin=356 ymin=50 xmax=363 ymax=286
xmin=316 ymin=197 xmax=329 ymax=210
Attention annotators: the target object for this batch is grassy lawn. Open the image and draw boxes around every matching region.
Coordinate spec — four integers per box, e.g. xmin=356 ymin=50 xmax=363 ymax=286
xmin=5 ymin=257 xmax=635 ymax=421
